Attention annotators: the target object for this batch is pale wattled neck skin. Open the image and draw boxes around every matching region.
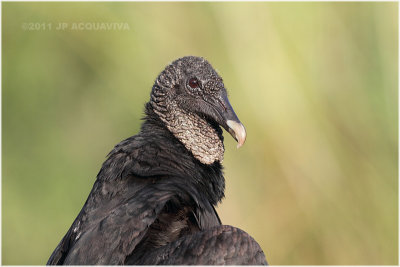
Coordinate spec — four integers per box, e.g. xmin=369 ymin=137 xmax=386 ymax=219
xmin=154 ymin=103 xmax=225 ymax=165
xmin=148 ymin=56 xmax=245 ymax=165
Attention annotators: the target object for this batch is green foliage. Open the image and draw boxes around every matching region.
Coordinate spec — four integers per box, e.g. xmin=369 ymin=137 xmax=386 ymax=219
xmin=2 ymin=2 xmax=398 ymax=265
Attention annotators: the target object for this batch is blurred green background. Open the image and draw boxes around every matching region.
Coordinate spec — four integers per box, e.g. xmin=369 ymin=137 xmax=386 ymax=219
xmin=2 ymin=2 xmax=398 ymax=265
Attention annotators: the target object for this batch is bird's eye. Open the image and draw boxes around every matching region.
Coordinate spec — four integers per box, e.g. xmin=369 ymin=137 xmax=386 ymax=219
xmin=188 ymin=78 xmax=200 ymax=89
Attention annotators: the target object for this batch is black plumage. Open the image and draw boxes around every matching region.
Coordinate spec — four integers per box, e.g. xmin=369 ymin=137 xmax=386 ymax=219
xmin=47 ymin=56 xmax=267 ymax=265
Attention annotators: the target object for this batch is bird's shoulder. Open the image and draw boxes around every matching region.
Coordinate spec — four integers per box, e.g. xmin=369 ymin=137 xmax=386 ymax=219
xmin=48 ymin=123 xmax=224 ymax=265
xmin=98 ymin=125 xmax=195 ymax=180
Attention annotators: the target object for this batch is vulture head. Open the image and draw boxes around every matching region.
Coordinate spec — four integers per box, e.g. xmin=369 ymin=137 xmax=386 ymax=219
xmin=150 ymin=56 xmax=246 ymax=165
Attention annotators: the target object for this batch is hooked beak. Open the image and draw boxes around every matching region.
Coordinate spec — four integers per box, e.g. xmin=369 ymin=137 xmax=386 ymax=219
xmin=214 ymin=93 xmax=247 ymax=148
xmin=226 ymin=120 xmax=247 ymax=148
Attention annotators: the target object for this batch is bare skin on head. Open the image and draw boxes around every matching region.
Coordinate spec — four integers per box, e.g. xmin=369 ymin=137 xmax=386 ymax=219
xmin=150 ymin=56 xmax=246 ymax=164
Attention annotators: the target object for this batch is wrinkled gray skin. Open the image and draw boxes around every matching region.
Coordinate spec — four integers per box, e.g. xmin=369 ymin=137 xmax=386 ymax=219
xmin=151 ymin=56 xmax=244 ymax=164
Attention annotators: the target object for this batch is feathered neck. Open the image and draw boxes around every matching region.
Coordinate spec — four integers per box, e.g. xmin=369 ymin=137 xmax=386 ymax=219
xmin=138 ymin=103 xmax=226 ymax=205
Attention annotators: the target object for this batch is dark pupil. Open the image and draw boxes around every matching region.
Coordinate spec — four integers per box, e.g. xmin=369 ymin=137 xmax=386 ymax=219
xmin=189 ymin=78 xmax=199 ymax=88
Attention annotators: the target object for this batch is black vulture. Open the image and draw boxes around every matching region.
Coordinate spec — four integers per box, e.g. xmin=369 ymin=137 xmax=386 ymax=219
xmin=47 ymin=56 xmax=268 ymax=265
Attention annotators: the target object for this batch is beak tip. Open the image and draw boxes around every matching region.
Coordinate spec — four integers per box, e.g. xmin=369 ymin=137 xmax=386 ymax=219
xmin=227 ymin=120 xmax=247 ymax=148
xmin=236 ymin=134 xmax=246 ymax=149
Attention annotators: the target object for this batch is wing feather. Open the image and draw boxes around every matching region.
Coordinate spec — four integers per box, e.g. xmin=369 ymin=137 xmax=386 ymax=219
xmin=48 ymin=177 xmax=174 ymax=265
